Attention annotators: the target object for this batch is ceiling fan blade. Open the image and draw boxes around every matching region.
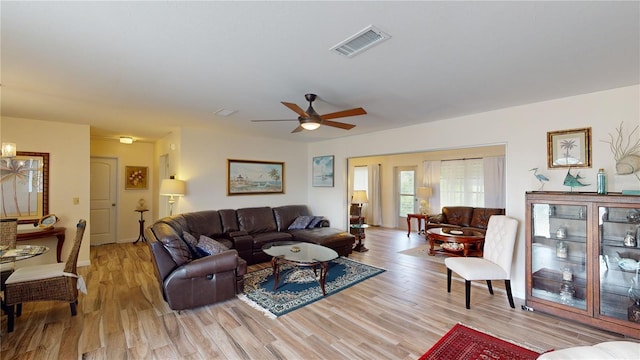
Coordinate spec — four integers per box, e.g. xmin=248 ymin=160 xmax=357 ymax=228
xmin=322 ymin=120 xmax=356 ymax=130
xmin=281 ymin=102 xmax=309 ymax=117
xmin=320 ymin=107 xmax=366 ymax=120
xmin=251 ymin=119 xmax=297 ymax=122
xmin=291 ymin=125 xmax=304 ymax=133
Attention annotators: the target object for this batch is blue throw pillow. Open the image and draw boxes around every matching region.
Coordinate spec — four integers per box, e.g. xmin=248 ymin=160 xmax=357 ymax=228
xmin=288 ymin=215 xmax=314 ymax=230
xmin=307 ymin=216 xmax=324 ymax=228
xmin=182 ymin=231 xmax=201 ymax=258
xmin=196 ymin=235 xmax=229 ymax=256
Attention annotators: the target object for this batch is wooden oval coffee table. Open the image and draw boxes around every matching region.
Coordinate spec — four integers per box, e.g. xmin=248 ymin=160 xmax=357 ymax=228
xmin=426 ymin=228 xmax=485 ymax=257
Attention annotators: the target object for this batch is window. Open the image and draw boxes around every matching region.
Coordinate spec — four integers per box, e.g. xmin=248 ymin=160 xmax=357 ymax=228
xmin=398 ymin=168 xmax=415 ymax=217
xmin=440 ymin=159 xmax=484 ymax=207
xmin=353 ymin=166 xmax=368 ymax=193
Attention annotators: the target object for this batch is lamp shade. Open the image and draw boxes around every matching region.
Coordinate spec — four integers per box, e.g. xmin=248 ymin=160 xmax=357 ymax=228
xmin=1 ymin=143 xmax=17 ymax=158
xmin=352 ymin=190 xmax=368 ymax=204
xmin=417 ymin=187 xmax=433 ymax=198
xmin=160 ymin=178 xmax=186 ymax=196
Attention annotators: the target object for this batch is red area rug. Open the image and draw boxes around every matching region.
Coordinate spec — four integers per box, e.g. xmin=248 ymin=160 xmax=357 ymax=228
xmin=419 ymin=323 xmax=542 ymax=360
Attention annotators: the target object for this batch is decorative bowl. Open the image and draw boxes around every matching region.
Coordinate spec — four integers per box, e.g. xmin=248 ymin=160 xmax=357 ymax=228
xmin=442 ymin=242 xmax=464 ymax=252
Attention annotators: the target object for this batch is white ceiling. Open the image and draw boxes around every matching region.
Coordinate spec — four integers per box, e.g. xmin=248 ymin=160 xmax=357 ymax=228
xmin=1 ymin=1 xmax=639 ymax=143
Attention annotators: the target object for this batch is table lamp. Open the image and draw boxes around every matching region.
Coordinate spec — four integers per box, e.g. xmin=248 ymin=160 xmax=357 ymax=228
xmin=352 ymin=190 xmax=368 ymax=226
xmin=417 ymin=187 xmax=433 ymax=215
xmin=160 ymin=176 xmax=186 ymax=216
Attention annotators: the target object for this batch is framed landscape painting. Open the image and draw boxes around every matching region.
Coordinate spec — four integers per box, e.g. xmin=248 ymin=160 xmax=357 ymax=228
xmin=547 ymin=127 xmax=592 ymax=169
xmin=0 ymin=151 xmax=50 ymax=224
xmin=312 ymin=155 xmax=334 ymax=187
xmin=228 ymin=159 xmax=284 ymax=195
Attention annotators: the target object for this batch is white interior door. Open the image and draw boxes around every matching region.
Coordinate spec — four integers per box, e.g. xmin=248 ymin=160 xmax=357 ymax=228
xmin=90 ymin=157 xmax=117 ymax=245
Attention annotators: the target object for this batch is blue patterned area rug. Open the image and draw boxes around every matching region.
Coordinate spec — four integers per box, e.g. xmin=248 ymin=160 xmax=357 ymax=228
xmin=237 ymin=257 xmax=385 ymax=318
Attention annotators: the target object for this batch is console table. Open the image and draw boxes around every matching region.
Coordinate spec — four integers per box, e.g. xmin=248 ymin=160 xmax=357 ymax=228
xmin=17 ymin=227 xmax=65 ymax=263
xmin=406 ymin=214 xmax=429 ymax=236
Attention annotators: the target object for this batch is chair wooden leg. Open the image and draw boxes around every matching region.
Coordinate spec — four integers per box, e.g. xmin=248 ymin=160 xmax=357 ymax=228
xmin=505 ymin=280 xmax=515 ymax=308
xmin=465 ymin=280 xmax=471 ymax=309
xmin=447 ymin=268 xmax=452 ymax=293
xmin=7 ymin=304 xmax=14 ymax=332
xmin=70 ymin=302 xmax=77 ymax=316
xmin=486 ymin=280 xmax=494 ymax=295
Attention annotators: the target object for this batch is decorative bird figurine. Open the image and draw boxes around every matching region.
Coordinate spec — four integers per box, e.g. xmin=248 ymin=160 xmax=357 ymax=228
xmin=530 ymin=168 xmax=549 ymax=191
xmin=563 ymin=168 xmax=589 ymax=191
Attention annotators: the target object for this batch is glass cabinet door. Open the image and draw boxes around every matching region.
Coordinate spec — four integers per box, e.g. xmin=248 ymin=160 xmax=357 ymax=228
xmin=530 ymin=203 xmax=587 ymax=310
xmin=599 ymin=206 xmax=640 ymax=323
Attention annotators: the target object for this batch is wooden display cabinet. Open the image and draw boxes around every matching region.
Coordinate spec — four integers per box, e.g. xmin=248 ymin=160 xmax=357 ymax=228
xmin=525 ymin=191 xmax=640 ymax=339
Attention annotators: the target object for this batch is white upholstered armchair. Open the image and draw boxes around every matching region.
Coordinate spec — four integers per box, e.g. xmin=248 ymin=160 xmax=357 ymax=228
xmin=445 ymin=215 xmax=518 ymax=309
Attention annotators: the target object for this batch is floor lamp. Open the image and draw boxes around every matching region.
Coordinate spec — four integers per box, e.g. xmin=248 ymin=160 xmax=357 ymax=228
xmin=160 ymin=176 xmax=186 ymax=216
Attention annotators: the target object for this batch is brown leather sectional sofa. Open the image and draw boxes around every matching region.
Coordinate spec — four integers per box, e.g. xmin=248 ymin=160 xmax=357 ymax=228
xmin=145 ymin=204 xmax=355 ymax=310
xmin=426 ymin=206 xmax=505 ymax=233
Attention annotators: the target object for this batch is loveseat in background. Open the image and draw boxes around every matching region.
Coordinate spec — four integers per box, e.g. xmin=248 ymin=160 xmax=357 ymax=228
xmin=427 ymin=206 xmax=505 ymax=233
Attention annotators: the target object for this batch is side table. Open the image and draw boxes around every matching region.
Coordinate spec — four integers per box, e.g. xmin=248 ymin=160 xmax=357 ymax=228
xmin=406 ymin=214 xmax=429 ymax=236
xmin=350 ymin=224 xmax=369 ymax=252
xmin=134 ymin=209 xmax=148 ymax=243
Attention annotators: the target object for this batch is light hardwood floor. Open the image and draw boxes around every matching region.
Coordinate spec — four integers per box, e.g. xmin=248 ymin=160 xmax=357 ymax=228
xmin=1 ymin=227 xmax=633 ymax=359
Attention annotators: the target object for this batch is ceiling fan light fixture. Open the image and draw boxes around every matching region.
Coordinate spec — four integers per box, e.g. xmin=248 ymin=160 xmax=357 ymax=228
xmin=301 ymin=122 xmax=321 ymax=131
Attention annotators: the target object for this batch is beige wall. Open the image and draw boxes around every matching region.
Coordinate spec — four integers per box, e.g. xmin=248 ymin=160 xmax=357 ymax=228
xmin=90 ymin=139 xmax=155 ymax=242
xmin=309 ymin=84 xmax=640 ymax=300
xmin=1 ymin=117 xmax=91 ymax=266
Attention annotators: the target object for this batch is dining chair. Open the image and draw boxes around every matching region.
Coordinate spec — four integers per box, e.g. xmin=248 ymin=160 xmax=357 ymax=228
xmin=0 ymin=218 xmax=18 ymax=289
xmin=4 ymin=219 xmax=87 ymax=332
xmin=445 ymin=215 xmax=518 ymax=309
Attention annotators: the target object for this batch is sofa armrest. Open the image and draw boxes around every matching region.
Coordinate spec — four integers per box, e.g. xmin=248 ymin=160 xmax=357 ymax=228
xmin=428 ymin=213 xmax=444 ymax=224
xmin=177 ymin=250 xmax=240 ymax=279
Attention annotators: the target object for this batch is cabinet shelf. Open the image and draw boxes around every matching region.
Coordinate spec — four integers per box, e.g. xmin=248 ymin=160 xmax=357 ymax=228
xmin=526 ymin=192 xmax=640 ymax=339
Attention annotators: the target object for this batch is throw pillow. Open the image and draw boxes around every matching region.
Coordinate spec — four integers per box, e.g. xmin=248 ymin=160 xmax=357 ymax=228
xmin=288 ymin=215 xmax=314 ymax=230
xmin=182 ymin=231 xmax=201 ymax=258
xmin=196 ymin=235 xmax=229 ymax=256
xmin=182 ymin=231 xmax=198 ymax=248
xmin=162 ymin=238 xmax=193 ymax=266
xmin=307 ymin=216 xmax=324 ymax=228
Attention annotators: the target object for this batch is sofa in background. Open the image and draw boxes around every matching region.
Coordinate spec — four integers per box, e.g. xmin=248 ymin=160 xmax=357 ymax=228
xmin=426 ymin=206 xmax=505 ymax=234
xmin=145 ymin=205 xmax=355 ymax=310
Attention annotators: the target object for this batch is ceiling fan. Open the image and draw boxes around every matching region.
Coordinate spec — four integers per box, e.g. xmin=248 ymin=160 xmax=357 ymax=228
xmin=251 ymin=93 xmax=367 ymax=133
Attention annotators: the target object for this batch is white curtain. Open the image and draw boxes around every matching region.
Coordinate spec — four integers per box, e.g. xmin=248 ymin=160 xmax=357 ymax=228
xmin=483 ymin=156 xmax=506 ymax=208
xmin=440 ymin=159 xmax=484 ymax=207
xmin=368 ymin=164 xmax=383 ymax=225
xmin=422 ymin=160 xmax=441 ymax=214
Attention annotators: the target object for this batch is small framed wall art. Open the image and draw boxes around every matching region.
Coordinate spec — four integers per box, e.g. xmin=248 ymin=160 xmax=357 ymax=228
xmin=312 ymin=155 xmax=334 ymax=187
xmin=547 ymin=127 xmax=592 ymax=169
xmin=125 ymin=166 xmax=148 ymax=190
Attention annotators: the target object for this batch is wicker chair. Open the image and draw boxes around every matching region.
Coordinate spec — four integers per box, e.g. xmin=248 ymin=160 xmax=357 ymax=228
xmin=0 ymin=218 xmax=18 ymax=287
xmin=4 ymin=219 xmax=87 ymax=332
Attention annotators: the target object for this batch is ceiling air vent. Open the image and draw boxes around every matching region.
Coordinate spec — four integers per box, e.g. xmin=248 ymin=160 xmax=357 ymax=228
xmin=330 ymin=25 xmax=391 ymax=58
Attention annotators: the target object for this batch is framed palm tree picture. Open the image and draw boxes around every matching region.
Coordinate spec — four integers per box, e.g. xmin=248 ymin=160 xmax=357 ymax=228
xmin=0 ymin=151 xmax=49 ymax=224
xmin=547 ymin=127 xmax=592 ymax=169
